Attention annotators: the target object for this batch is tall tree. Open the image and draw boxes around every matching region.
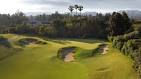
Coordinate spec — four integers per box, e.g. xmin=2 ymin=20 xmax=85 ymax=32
xmin=68 ymin=6 xmax=74 ymax=15
xmin=122 ymin=12 xmax=132 ymax=33
xmin=78 ymin=5 xmax=83 ymax=16
xmin=109 ymin=12 xmax=131 ymax=36
xmin=74 ymin=5 xmax=79 ymax=15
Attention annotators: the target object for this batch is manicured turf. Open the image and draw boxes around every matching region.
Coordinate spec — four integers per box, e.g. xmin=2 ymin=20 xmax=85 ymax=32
xmin=0 ymin=34 xmax=137 ymax=79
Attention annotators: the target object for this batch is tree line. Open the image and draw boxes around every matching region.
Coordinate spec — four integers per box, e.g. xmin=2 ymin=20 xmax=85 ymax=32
xmin=0 ymin=11 xmax=111 ymax=39
xmin=0 ymin=10 xmax=133 ymax=39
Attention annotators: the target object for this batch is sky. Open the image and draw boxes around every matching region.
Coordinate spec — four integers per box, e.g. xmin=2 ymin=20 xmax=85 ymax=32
xmin=0 ymin=0 xmax=141 ymax=15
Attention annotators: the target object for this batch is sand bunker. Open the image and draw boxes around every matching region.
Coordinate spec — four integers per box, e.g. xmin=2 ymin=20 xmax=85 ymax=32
xmin=98 ymin=44 xmax=109 ymax=55
xmin=57 ymin=46 xmax=77 ymax=62
xmin=18 ymin=38 xmax=47 ymax=46
xmin=64 ymin=52 xmax=75 ymax=62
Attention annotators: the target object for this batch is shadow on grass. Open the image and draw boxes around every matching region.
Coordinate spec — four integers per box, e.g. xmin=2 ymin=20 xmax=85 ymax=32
xmin=0 ymin=36 xmax=12 ymax=48
xmin=17 ymin=37 xmax=47 ymax=47
xmin=0 ymin=47 xmax=23 ymax=61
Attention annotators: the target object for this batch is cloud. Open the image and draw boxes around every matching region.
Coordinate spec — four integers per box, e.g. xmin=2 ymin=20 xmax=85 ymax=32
xmin=0 ymin=0 xmax=141 ymax=14
xmin=23 ymin=0 xmax=71 ymax=6
xmin=71 ymin=0 xmax=141 ymax=13
xmin=23 ymin=0 xmax=141 ymax=11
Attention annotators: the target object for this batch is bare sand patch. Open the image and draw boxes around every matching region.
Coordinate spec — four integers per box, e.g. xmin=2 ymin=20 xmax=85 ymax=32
xmin=57 ymin=46 xmax=77 ymax=62
xmin=64 ymin=52 xmax=75 ymax=62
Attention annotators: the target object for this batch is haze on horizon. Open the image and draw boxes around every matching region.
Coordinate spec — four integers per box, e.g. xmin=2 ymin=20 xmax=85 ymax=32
xmin=0 ymin=0 xmax=141 ymax=15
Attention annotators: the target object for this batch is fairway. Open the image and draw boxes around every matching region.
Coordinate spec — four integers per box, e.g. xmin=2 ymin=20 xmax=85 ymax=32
xmin=0 ymin=34 xmax=137 ymax=79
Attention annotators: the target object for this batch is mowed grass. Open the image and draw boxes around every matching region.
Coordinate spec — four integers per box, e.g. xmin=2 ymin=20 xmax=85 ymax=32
xmin=0 ymin=34 xmax=137 ymax=79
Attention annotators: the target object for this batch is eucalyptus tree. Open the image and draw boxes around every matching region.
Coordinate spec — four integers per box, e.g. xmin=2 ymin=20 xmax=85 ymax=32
xmin=74 ymin=5 xmax=79 ymax=15
xmin=68 ymin=6 xmax=74 ymax=15
xmin=78 ymin=5 xmax=83 ymax=16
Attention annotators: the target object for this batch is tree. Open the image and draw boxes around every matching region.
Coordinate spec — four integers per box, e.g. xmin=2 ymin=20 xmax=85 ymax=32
xmin=109 ymin=12 xmax=131 ymax=36
xmin=52 ymin=19 xmax=66 ymax=37
xmin=78 ymin=5 xmax=83 ymax=16
xmin=11 ymin=11 xmax=27 ymax=25
xmin=74 ymin=5 xmax=79 ymax=15
xmin=68 ymin=6 xmax=74 ymax=15
xmin=122 ymin=12 xmax=132 ymax=33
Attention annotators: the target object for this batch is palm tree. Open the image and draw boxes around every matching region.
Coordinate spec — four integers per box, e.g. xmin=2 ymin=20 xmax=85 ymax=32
xmin=78 ymin=5 xmax=83 ymax=16
xmin=78 ymin=5 xmax=83 ymax=36
xmin=68 ymin=6 xmax=74 ymax=15
xmin=74 ymin=5 xmax=79 ymax=15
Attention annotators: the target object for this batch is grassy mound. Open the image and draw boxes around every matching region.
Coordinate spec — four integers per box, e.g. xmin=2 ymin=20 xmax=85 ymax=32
xmin=57 ymin=44 xmax=109 ymax=61
xmin=18 ymin=37 xmax=47 ymax=46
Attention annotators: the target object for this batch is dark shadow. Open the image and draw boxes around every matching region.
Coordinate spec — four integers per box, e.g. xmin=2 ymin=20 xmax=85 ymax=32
xmin=0 ymin=36 xmax=12 ymax=48
xmin=0 ymin=47 xmax=23 ymax=61
xmin=18 ymin=38 xmax=47 ymax=47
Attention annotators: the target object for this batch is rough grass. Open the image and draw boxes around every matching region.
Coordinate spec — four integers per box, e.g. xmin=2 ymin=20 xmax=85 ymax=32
xmin=81 ymin=45 xmax=137 ymax=79
xmin=0 ymin=34 xmax=137 ymax=79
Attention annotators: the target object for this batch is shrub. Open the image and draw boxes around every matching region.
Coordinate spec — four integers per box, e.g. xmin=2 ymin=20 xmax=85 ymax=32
xmin=123 ymin=31 xmax=140 ymax=40
xmin=108 ymin=36 xmax=115 ymax=42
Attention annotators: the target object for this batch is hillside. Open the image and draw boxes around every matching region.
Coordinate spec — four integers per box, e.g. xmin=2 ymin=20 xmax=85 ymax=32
xmin=0 ymin=34 xmax=137 ymax=79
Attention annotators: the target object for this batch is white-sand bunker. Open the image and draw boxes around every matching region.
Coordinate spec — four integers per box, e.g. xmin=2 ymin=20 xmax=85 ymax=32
xmin=64 ymin=52 xmax=75 ymax=62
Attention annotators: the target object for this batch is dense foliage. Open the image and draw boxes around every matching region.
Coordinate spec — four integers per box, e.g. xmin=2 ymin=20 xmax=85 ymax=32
xmin=0 ymin=11 xmax=133 ymax=39
xmin=109 ymin=31 xmax=141 ymax=78
xmin=108 ymin=12 xmax=132 ymax=36
xmin=0 ymin=12 xmax=111 ymax=39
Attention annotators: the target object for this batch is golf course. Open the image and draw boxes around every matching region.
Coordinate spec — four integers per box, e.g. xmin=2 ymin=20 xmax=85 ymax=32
xmin=0 ymin=34 xmax=137 ymax=79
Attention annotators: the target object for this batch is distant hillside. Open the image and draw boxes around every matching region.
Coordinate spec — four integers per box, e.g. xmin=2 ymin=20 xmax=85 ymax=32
xmin=25 ymin=12 xmax=51 ymax=16
xmin=25 ymin=10 xmax=141 ymax=20
xmin=120 ymin=10 xmax=141 ymax=20
xmin=82 ymin=12 xmax=97 ymax=16
xmin=25 ymin=12 xmax=97 ymax=16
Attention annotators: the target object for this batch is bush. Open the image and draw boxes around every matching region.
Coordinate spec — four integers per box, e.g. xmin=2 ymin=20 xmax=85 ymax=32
xmin=108 ymin=36 xmax=115 ymax=42
xmin=123 ymin=31 xmax=140 ymax=40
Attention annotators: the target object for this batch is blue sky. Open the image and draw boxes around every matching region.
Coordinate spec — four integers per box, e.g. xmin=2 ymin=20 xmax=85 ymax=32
xmin=0 ymin=0 xmax=141 ymax=14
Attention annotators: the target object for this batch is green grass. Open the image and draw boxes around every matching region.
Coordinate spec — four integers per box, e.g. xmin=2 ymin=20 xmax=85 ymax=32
xmin=0 ymin=34 xmax=137 ymax=79
xmin=81 ymin=45 xmax=137 ymax=79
